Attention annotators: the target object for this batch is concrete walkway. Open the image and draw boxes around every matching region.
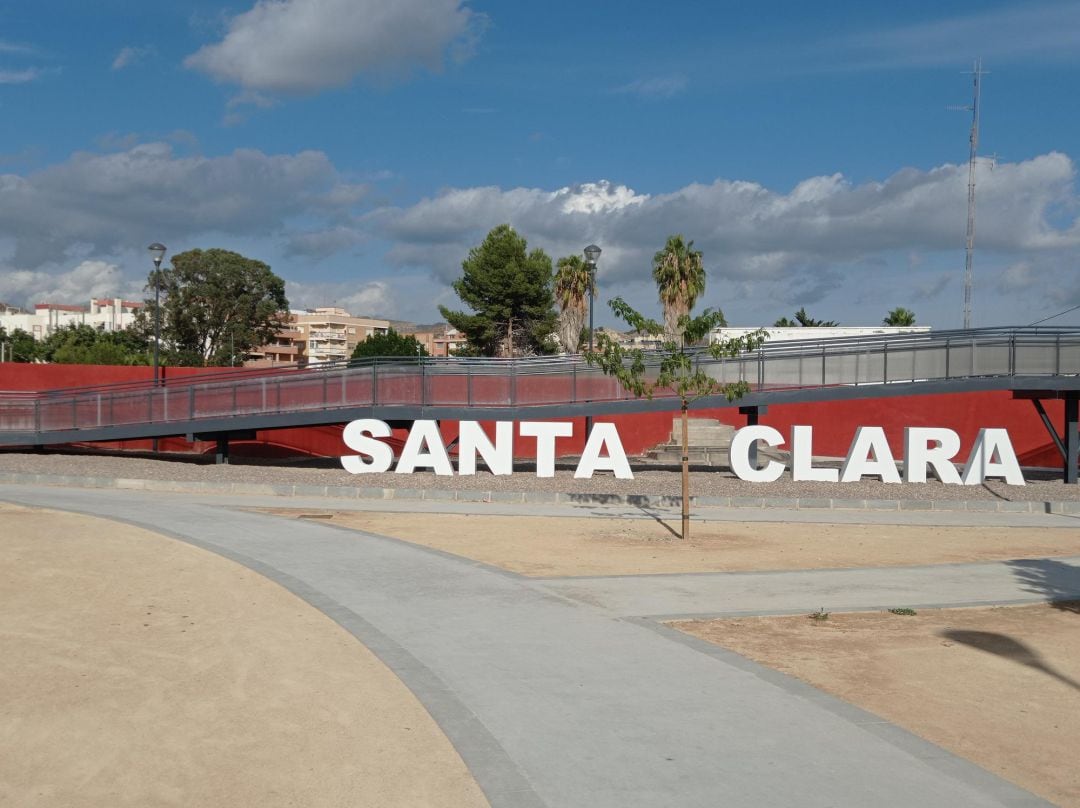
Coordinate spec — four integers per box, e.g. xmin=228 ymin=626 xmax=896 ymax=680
xmin=0 ymin=484 xmax=1057 ymax=808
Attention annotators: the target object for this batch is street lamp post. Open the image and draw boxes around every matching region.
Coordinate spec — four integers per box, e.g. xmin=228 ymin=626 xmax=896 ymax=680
xmin=583 ymin=244 xmax=601 ymax=439
xmin=148 ymin=243 xmax=166 ymax=385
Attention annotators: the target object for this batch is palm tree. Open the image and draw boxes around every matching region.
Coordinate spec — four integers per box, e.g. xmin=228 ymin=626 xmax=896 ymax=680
xmin=793 ymin=307 xmax=838 ymax=327
xmin=652 ymin=235 xmax=706 ymax=343
xmin=883 ymin=307 xmax=916 ymax=326
xmin=553 ymin=255 xmax=594 ymax=353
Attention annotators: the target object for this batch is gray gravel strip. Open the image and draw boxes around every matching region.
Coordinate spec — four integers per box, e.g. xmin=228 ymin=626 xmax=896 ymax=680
xmin=1 ymin=450 xmax=1078 ymax=506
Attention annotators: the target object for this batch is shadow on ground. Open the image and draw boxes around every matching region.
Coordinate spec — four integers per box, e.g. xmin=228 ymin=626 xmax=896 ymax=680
xmin=940 ymin=628 xmax=1080 ymax=692
xmin=1006 ymin=559 xmax=1080 ymax=612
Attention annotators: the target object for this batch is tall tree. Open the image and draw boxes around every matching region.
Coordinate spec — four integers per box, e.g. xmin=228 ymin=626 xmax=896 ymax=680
xmin=652 ymin=235 xmax=706 ymax=343
xmin=553 ymin=254 xmax=594 ymax=353
xmin=587 ymin=299 xmax=765 ymax=539
xmin=883 ymin=307 xmax=916 ymax=326
xmin=439 ymin=225 xmax=558 ymax=357
xmin=351 ymin=328 xmax=429 ymax=359
xmin=139 ymin=248 xmax=289 ymax=366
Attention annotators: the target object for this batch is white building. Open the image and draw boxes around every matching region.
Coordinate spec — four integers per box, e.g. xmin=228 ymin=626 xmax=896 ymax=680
xmin=0 ymin=299 xmax=143 ymax=340
xmin=711 ymin=325 xmax=930 ymax=346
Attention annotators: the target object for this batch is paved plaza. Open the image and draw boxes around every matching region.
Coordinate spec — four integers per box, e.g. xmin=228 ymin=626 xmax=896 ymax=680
xmin=3 ymin=482 xmax=1078 ymax=806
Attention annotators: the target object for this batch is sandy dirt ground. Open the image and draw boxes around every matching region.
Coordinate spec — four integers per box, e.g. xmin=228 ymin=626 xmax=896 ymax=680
xmin=674 ymin=603 xmax=1080 ymax=808
xmin=260 ymin=509 xmax=1080 ymax=577
xmin=0 ymin=503 xmax=488 ymax=808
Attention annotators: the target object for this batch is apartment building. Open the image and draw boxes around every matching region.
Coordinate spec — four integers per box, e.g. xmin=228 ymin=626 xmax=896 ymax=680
xmin=0 ymin=298 xmax=143 ymax=339
xmin=397 ymin=325 xmax=467 ymax=357
xmin=248 ymin=307 xmax=391 ymax=366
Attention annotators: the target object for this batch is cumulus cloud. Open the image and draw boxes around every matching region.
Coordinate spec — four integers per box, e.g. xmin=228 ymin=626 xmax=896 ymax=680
xmin=0 ymin=260 xmax=137 ymax=307
xmin=286 ymin=279 xmax=396 ymax=318
xmin=284 ymin=226 xmax=366 ymax=260
xmin=185 ymin=0 xmax=484 ymax=93
xmin=0 ymin=142 xmax=367 ymax=267
xmin=111 ymin=45 xmax=154 ymax=70
xmin=373 ymin=154 xmax=1080 ymax=288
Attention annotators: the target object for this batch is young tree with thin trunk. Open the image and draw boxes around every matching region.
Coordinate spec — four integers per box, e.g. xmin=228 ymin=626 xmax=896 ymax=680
xmin=652 ymin=235 xmax=707 ymax=342
xmin=587 ymin=298 xmax=765 ymax=539
xmin=554 ymin=254 xmax=593 ymax=353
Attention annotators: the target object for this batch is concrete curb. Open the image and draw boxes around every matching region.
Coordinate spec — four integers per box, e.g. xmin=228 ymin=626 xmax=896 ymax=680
xmin=1 ymin=470 xmax=1078 ymax=514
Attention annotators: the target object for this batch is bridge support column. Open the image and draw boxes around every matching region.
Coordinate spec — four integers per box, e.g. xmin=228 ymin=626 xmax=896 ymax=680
xmin=215 ymin=436 xmax=230 ymax=465
xmin=1066 ymin=394 xmax=1079 ymax=485
xmin=1015 ymin=391 xmax=1079 ymax=484
xmin=193 ymin=430 xmax=257 ymax=466
xmin=738 ymin=405 xmax=767 ymax=469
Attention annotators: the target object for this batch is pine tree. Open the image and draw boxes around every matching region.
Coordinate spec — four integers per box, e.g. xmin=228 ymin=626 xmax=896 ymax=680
xmin=439 ymin=225 xmax=558 ymax=357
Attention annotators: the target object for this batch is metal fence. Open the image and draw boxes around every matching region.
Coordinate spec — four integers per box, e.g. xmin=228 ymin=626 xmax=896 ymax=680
xmin=2 ymin=326 xmax=1079 ymax=441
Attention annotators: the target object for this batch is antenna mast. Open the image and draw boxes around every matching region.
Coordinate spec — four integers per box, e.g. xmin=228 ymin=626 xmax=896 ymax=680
xmin=961 ymin=59 xmax=986 ymax=329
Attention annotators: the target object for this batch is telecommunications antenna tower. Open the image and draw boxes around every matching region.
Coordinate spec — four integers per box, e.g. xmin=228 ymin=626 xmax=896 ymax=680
xmin=953 ymin=59 xmax=988 ymax=329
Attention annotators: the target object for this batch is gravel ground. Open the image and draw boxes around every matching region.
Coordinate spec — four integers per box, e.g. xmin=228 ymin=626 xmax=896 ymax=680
xmin=0 ymin=449 xmax=1077 ymax=502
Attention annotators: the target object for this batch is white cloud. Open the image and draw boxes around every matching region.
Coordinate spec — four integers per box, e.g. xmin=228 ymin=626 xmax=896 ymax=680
xmin=284 ymin=226 xmax=365 ymax=259
xmin=996 ymin=261 xmax=1041 ymax=295
xmin=286 ymin=279 xmax=396 ymax=318
xmin=0 ymin=68 xmax=42 ymax=84
xmin=0 ymin=41 xmax=35 ymax=56
xmin=612 ymin=75 xmax=688 ymax=99
xmin=5 ymin=145 xmax=1079 ymax=327
xmin=374 ymin=154 xmax=1080 ymax=288
xmin=831 ymin=1 xmax=1080 ymax=69
xmin=0 ymin=142 xmax=367 ymax=267
xmin=185 ymin=0 xmax=483 ymax=93
xmin=111 ymin=45 xmax=154 ymax=70
xmin=0 ymin=260 xmax=137 ymax=307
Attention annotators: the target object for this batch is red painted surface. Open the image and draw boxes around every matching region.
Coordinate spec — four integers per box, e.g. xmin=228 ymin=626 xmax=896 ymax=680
xmin=0 ymin=363 xmax=237 ymax=391
xmin=0 ymin=364 xmax=1066 ymax=469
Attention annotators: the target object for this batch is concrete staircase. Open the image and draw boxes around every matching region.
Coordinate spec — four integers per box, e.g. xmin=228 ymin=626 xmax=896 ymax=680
xmin=647 ymin=417 xmax=736 ymax=467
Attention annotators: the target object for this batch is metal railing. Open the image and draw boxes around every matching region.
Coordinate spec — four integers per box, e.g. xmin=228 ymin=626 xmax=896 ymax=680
xmin=2 ymin=326 xmax=1079 ymax=442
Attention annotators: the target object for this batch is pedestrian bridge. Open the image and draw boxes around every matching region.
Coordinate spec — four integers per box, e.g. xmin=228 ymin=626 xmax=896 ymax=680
xmin=2 ymin=326 xmax=1079 ymax=474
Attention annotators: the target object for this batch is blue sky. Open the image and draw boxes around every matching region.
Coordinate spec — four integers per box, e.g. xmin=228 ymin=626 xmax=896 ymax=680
xmin=1 ymin=0 xmax=1079 ymax=329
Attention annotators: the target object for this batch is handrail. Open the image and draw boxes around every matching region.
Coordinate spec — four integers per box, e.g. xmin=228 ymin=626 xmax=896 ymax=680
xmin=2 ymin=326 xmax=1079 ymax=442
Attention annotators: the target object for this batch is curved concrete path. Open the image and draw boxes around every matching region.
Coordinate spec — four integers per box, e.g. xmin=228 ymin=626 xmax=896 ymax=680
xmin=0 ymin=484 xmax=1059 ymax=808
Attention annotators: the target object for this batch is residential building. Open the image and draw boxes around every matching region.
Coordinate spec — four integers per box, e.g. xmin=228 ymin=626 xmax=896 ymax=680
xmin=711 ymin=325 xmax=930 ymax=345
xmin=0 ymin=298 xmax=143 ymax=340
xmin=397 ymin=324 xmax=467 ymax=357
xmin=248 ymin=307 xmax=391 ymax=366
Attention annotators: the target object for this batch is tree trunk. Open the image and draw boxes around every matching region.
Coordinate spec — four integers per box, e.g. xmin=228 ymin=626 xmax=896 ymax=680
xmin=681 ymin=402 xmax=690 ymax=540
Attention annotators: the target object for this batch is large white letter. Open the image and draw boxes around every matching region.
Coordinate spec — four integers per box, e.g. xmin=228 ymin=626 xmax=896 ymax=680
xmin=396 ymin=420 xmax=454 ymax=475
xmin=839 ymin=426 xmax=900 ymax=483
xmin=903 ymin=427 xmax=962 ymax=484
xmin=791 ymin=425 xmax=839 ymax=482
xmin=519 ymin=421 xmax=574 ymax=477
xmin=341 ymin=419 xmax=393 ymax=473
xmin=729 ymin=425 xmax=785 ymax=482
xmin=962 ymin=428 xmax=1026 ymax=486
xmin=458 ymin=421 xmax=513 ymax=475
xmin=574 ymin=422 xmax=633 ymax=479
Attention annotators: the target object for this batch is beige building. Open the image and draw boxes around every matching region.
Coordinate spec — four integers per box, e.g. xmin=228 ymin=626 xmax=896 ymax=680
xmin=248 ymin=307 xmax=391 ymax=366
xmin=397 ymin=324 xmax=467 ymax=357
